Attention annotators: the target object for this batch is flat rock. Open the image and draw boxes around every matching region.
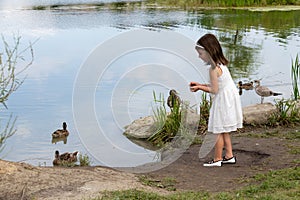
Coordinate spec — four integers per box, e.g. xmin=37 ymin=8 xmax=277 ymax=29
xmin=124 ymin=110 xmax=200 ymax=139
xmin=123 ymin=116 xmax=156 ymax=139
xmin=242 ymin=103 xmax=277 ymax=125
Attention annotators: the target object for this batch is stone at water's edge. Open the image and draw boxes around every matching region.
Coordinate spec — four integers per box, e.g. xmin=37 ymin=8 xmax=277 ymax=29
xmin=124 ymin=110 xmax=200 ymax=140
xmin=123 ymin=116 xmax=156 ymax=139
xmin=242 ymin=103 xmax=277 ymax=125
xmin=124 ymin=102 xmax=300 ymax=139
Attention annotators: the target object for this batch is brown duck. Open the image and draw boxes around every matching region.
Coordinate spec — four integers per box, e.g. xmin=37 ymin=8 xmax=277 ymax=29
xmin=53 ymin=150 xmax=78 ymax=166
xmin=52 ymin=122 xmax=69 ymax=138
xmin=238 ymin=81 xmax=254 ymax=90
xmin=167 ymin=89 xmax=181 ymax=109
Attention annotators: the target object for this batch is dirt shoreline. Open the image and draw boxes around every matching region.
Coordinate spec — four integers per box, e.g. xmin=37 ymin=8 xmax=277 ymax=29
xmin=1 ymin=125 xmax=299 ymax=200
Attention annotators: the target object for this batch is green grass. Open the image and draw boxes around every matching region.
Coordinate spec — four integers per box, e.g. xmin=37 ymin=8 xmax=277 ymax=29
xmin=146 ymin=0 xmax=300 ymax=8
xmin=89 ymin=167 xmax=300 ymax=200
xmin=139 ymin=175 xmax=177 ymax=191
xmin=79 ymin=153 xmax=92 ymax=166
xmin=241 ymin=128 xmax=300 ymax=139
xmin=267 ymin=98 xmax=300 ymax=126
xmin=235 ymin=167 xmax=300 ymax=199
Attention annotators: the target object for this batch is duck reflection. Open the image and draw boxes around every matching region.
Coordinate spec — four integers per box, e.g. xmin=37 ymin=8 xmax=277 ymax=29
xmin=51 ymin=136 xmax=68 ymax=144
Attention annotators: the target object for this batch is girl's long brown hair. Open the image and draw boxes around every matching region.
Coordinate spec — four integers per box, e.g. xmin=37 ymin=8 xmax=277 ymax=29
xmin=197 ymin=34 xmax=229 ymax=67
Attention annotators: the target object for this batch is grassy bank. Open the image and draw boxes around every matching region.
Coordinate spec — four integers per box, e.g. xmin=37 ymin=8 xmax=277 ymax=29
xmin=92 ymin=167 xmax=300 ymax=199
xmin=87 ymin=125 xmax=300 ymax=199
xmin=147 ymin=0 xmax=300 ymax=7
xmin=31 ymin=0 xmax=300 ymax=11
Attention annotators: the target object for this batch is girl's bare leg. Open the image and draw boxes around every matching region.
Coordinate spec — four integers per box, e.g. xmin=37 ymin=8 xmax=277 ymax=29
xmin=223 ymin=133 xmax=233 ymax=158
xmin=214 ymin=134 xmax=224 ymax=161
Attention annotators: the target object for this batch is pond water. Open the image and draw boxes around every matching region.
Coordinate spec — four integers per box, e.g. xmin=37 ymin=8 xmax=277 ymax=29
xmin=0 ymin=1 xmax=299 ymax=168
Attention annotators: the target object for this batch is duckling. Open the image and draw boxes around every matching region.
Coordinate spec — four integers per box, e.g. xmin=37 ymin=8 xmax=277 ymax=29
xmin=52 ymin=122 xmax=69 ymax=138
xmin=238 ymin=81 xmax=254 ymax=90
xmin=167 ymin=89 xmax=181 ymax=109
xmin=254 ymin=80 xmax=282 ymax=104
xmin=53 ymin=150 xmax=78 ymax=166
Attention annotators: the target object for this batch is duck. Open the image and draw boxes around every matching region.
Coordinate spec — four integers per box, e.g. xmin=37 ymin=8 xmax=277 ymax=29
xmin=254 ymin=80 xmax=282 ymax=104
xmin=52 ymin=122 xmax=69 ymax=138
xmin=237 ymin=81 xmax=254 ymax=90
xmin=167 ymin=89 xmax=181 ymax=109
xmin=53 ymin=150 xmax=78 ymax=166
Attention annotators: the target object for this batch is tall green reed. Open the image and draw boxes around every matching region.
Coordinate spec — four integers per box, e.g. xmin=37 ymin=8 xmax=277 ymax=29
xmin=148 ymin=91 xmax=181 ymax=147
xmin=291 ymin=54 xmax=300 ymax=101
xmin=197 ymin=92 xmax=211 ymax=134
xmin=268 ymin=98 xmax=300 ymax=126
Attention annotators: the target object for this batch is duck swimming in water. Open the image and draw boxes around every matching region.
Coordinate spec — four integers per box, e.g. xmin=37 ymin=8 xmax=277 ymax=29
xmin=53 ymin=150 xmax=78 ymax=166
xmin=52 ymin=122 xmax=69 ymax=138
xmin=237 ymin=81 xmax=254 ymax=90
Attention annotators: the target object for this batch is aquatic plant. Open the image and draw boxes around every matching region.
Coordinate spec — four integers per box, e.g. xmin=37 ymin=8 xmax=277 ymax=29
xmin=151 ymin=91 xmax=167 ymax=135
xmin=79 ymin=153 xmax=92 ymax=166
xmin=291 ymin=54 xmax=300 ymax=101
xmin=268 ymin=98 xmax=300 ymax=126
xmin=198 ymin=92 xmax=211 ymax=134
xmin=148 ymin=91 xmax=182 ymax=147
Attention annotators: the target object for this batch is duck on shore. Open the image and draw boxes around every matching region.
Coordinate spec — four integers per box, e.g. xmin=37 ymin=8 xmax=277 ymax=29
xmin=52 ymin=122 xmax=69 ymax=138
xmin=167 ymin=89 xmax=181 ymax=109
xmin=53 ymin=150 xmax=78 ymax=166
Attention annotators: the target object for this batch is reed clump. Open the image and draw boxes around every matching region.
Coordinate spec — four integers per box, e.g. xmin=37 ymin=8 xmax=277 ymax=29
xmin=198 ymin=92 xmax=211 ymax=134
xmin=148 ymin=91 xmax=182 ymax=147
xmin=267 ymin=54 xmax=300 ymax=126
xmin=79 ymin=153 xmax=92 ymax=166
xmin=148 ymin=91 xmax=211 ymax=147
xmin=267 ymin=98 xmax=300 ymax=126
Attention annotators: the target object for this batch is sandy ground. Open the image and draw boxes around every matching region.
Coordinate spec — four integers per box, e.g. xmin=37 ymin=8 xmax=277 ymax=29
xmin=0 ymin=125 xmax=299 ymax=200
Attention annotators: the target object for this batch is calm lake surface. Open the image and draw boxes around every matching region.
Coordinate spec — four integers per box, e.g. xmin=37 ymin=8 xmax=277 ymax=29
xmin=0 ymin=0 xmax=299 ymax=167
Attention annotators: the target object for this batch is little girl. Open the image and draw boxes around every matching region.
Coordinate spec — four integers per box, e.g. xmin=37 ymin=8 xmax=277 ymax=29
xmin=190 ymin=33 xmax=243 ymax=167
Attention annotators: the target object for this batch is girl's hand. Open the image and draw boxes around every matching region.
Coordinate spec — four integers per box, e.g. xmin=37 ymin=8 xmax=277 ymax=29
xmin=189 ymin=81 xmax=200 ymax=87
xmin=189 ymin=82 xmax=201 ymax=92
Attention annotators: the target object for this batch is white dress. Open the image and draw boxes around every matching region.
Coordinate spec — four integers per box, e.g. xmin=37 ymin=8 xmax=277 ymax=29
xmin=208 ymin=64 xmax=243 ymax=134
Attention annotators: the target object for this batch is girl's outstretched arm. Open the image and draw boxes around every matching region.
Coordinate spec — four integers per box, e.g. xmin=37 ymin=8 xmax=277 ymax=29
xmin=189 ymin=81 xmax=210 ymax=93
xmin=189 ymin=66 xmax=219 ymax=94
